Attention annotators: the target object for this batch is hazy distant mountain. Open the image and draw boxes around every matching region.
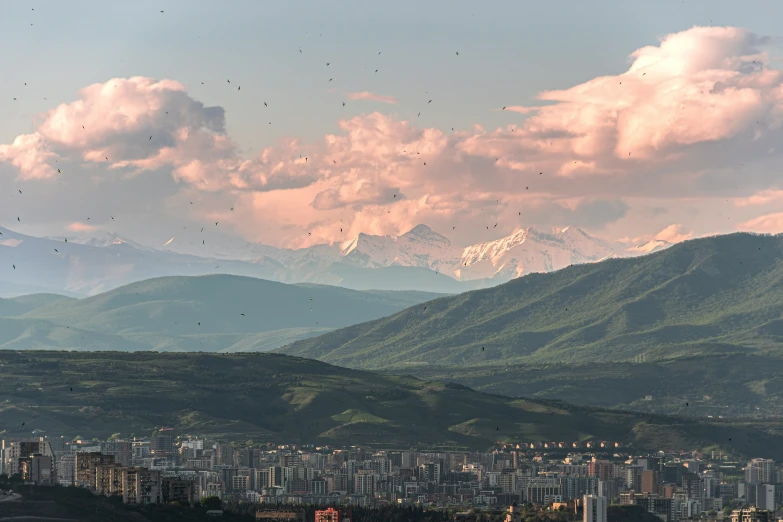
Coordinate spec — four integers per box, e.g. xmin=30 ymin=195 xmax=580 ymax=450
xmin=2 ymin=223 xmax=663 ymax=296
xmin=0 ymin=293 xmax=73 ymax=317
xmin=48 ymin=231 xmax=157 ymax=252
xmin=0 ymin=274 xmax=443 ymax=352
xmin=175 ymin=223 xmax=625 ymax=282
xmin=0 ymin=225 xmax=486 ymax=296
xmin=277 ymin=232 xmax=783 ymax=369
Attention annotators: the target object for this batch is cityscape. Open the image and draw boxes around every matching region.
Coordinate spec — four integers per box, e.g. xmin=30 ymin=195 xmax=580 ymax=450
xmin=1 ymin=433 xmax=782 ymax=521
xmin=3 ymin=1 xmax=783 ymax=522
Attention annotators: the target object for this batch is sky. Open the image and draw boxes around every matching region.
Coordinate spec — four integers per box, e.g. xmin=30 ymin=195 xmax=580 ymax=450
xmin=2 ymin=0 xmax=783 ymax=250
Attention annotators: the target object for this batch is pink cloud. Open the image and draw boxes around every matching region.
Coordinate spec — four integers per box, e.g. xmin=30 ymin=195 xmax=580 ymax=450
xmin=67 ymin=222 xmax=98 ymax=232
xmin=654 ymin=224 xmax=694 ymax=243
xmin=0 ymin=77 xmax=319 ymax=192
xmin=501 ymin=106 xmax=541 ymax=114
xmin=625 ymin=223 xmax=694 ymax=247
xmin=2 ymin=27 xmax=783 ymax=247
xmin=0 ymin=133 xmax=58 ymax=180
xmin=346 ymin=91 xmax=398 ymax=104
xmin=738 ymin=212 xmax=783 ymax=234
xmin=734 ymin=189 xmax=783 ymax=207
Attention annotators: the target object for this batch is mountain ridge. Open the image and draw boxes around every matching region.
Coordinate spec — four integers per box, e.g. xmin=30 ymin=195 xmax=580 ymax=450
xmin=276 ymin=232 xmax=783 ymax=369
xmin=0 ymin=274 xmax=444 ymax=352
xmin=1 ymin=223 xmax=669 ymax=296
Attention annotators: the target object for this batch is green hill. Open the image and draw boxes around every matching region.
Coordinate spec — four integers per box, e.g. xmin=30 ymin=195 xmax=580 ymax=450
xmin=1 ymin=350 xmax=782 ymax=457
xmin=0 ymin=275 xmax=442 ymax=352
xmin=277 ymin=233 xmax=783 ymax=369
xmin=0 ymin=293 xmax=73 ymax=317
xmin=394 ymin=354 xmax=783 ymax=417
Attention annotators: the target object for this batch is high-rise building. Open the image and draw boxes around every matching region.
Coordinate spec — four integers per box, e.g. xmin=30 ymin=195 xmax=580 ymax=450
xmin=75 ymin=452 xmax=115 ymax=489
xmin=641 ymin=470 xmax=660 ymax=494
xmin=526 ymin=479 xmax=562 ymax=505
xmin=19 ymin=454 xmax=54 ymax=485
xmin=754 ymin=484 xmax=775 ymax=511
xmin=588 ymin=460 xmax=614 ymax=482
xmin=101 ymin=441 xmax=132 ymax=467
xmin=1 ymin=440 xmax=54 ymax=477
xmin=746 ymin=459 xmax=775 ymax=485
xmin=583 ymin=495 xmax=607 ymax=522
xmin=150 ymin=433 xmax=175 ymax=458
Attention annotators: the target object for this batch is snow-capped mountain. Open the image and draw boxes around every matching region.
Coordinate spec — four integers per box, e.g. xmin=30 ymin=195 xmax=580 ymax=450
xmin=46 ymin=232 xmax=156 ymax=252
xmin=129 ymin=223 xmax=655 ymax=280
xmin=626 ymin=238 xmax=672 ymax=255
xmin=1 ymin=223 xmax=673 ymax=297
xmin=455 ymin=225 xmax=619 ymax=281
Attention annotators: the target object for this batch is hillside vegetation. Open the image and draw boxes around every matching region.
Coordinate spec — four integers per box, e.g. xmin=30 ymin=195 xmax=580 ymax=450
xmin=393 ymin=354 xmax=783 ymax=417
xmin=0 ymin=275 xmax=442 ymax=352
xmin=1 ymin=351 xmax=781 ymax=456
xmin=278 ymin=233 xmax=783 ymax=368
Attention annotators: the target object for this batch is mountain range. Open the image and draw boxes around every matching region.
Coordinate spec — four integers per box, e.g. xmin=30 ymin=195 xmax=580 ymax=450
xmin=0 ymin=275 xmax=442 ymax=352
xmin=1 ymin=223 xmax=668 ymax=297
xmin=277 ymin=232 xmax=783 ymax=368
xmin=2 ymin=350 xmax=782 ymax=458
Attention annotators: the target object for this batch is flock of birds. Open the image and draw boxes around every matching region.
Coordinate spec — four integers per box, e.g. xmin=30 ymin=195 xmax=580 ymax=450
xmin=8 ymin=7 xmax=559 ymax=257
xmin=2 ymin=7 xmax=737 ymax=441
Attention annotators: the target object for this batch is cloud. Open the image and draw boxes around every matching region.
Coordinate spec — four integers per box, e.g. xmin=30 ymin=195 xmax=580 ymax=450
xmin=2 ymin=26 xmax=783 ymax=248
xmin=346 ymin=91 xmax=399 ymax=104
xmin=67 ymin=222 xmax=98 ymax=232
xmin=622 ymin=223 xmax=695 ymax=247
xmin=0 ymin=77 xmax=320 ymax=193
xmin=463 ymin=26 xmax=783 ymax=182
xmin=654 ymin=224 xmax=694 ymax=243
xmin=502 ymin=106 xmax=541 ymax=114
xmin=738 ymin=212 xmax=783 ymax=234
xmin=734 ymin=189 xmax=783 ymax=207
xmin=0 ymin=133 xmax=59 ymax=180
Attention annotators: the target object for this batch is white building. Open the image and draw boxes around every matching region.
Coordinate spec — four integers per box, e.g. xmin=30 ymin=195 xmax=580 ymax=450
xmin=583 ymin=495 xmax=607 ymax=522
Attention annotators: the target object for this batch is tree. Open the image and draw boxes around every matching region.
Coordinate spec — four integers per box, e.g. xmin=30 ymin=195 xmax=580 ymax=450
xmin=201 ymin=496 xmax=222 ymax=510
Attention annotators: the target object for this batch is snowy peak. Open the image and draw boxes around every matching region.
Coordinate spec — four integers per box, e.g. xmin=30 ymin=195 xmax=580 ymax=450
xmin=73 ymin=232 xmax=155 ymax=251
xmin=627 ymin=239 xmax=672 ymax=254
xmin=401 ymin=224 xmax=452 ymax=247
xmin=454 ymin=225 xmax=618 ymax=281
xmin=461 ymin=228 xmax=529 ymax=263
